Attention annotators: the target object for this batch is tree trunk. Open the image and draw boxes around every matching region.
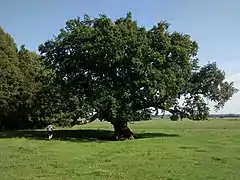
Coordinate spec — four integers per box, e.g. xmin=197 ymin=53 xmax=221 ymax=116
xmin=112 ymin=122 xmax=134 ymax=140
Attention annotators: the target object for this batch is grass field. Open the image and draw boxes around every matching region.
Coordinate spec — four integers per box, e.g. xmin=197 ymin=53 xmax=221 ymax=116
xmin=0 ymin=119 xmax=240 ymax=180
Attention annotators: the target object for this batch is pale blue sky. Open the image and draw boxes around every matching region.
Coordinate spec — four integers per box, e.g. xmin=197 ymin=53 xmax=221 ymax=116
xmin=1 ymin=0 xmax=240 ymax=114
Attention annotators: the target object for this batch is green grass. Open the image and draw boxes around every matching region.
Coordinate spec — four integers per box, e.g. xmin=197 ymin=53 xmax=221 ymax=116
xmin=1 ymin=119 xmax=240 ymax=180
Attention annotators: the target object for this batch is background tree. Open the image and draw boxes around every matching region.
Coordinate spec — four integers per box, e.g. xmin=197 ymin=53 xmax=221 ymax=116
xmin=0 ymin=27 xmax=74 ymax=129
xmin=0 ymin=27 xmax=24 ymax=129
xmin=0 ymin=28 xmax=42 ymax=129
xmin=39 ymin=13 xmax=237 ymax=139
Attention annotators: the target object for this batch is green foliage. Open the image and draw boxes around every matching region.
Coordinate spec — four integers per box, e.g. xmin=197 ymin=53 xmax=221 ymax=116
xmin=0 ymin=27 xmax=26 ymax=129
xmin=39 ymin=13 xmax=237 ymax=127
xmin=0 ymin=27 xmax=69 ymax=129
xmin=39 ymin=13 xmax=200 ymax=127
xmin=173 ymin=62 xmax=238 ymax=121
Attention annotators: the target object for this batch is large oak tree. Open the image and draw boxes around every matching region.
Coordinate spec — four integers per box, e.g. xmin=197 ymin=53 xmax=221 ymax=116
xmin=39 ymin=13 xmax=238 ymax=139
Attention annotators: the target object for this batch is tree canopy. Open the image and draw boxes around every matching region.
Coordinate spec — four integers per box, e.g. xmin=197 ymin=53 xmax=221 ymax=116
xmin=38 ymin=13 xmax=238 ymax=139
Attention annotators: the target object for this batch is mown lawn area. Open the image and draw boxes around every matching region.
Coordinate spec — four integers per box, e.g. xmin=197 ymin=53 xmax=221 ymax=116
xmin=0 ymin=119 xmax=240 ymax=180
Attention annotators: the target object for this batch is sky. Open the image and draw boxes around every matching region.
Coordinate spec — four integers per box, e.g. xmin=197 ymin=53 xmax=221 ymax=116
xmin=1 ymin=0 xmax=240 ymax=114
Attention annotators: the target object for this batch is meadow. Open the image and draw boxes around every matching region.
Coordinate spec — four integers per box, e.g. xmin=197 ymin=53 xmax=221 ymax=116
xmin=0 ymin=119 xmax=240 ymax=180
